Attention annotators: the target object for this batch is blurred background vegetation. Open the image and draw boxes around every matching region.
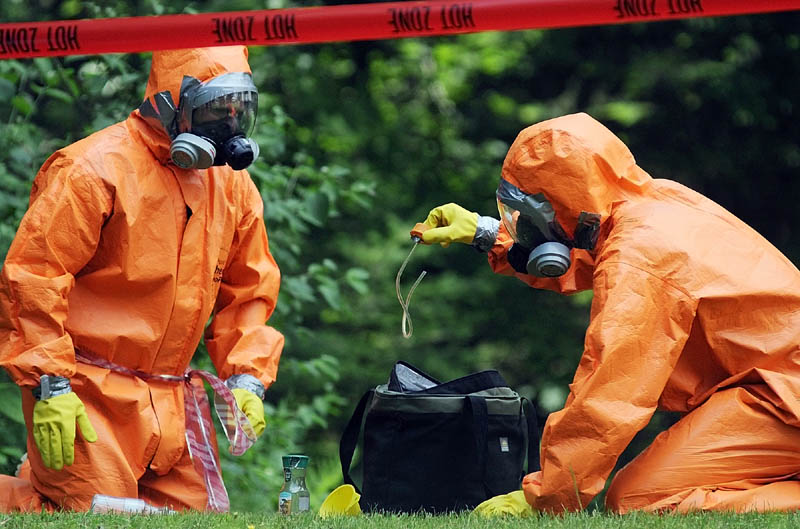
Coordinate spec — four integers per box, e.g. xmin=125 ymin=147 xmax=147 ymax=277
xmin=1 ymin=0 xmax=798 ymax=513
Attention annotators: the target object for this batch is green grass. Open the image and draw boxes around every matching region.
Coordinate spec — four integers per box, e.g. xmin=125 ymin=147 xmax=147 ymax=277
xmin=1 ymin=511 xmax=800 ymax=529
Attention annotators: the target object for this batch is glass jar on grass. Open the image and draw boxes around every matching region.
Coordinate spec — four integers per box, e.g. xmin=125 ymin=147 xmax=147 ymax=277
xmin=278 ymin=454 xmax=310 ymax=514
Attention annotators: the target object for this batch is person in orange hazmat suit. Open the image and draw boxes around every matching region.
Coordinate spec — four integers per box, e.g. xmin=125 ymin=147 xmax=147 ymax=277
xmin=0 ymin=45 xmax=283 ymax=513
xmin=417 ymin=112 xmax=800 ymax=514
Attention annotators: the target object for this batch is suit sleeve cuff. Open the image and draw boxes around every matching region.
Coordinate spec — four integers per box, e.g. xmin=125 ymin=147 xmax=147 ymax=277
xmin=472 ymin=215 xmax=500 ymax=253
xmin=225 ymin=373 xmax=266 ymax=400
xmin=32 ymin=375 xmax=72 ymax=401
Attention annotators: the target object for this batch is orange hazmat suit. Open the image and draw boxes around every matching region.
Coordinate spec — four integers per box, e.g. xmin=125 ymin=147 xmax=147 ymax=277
xmin=488 ymin=113 xmax=800 ymax=513
xmin=0 ymin=46 xmax=283 ymax=512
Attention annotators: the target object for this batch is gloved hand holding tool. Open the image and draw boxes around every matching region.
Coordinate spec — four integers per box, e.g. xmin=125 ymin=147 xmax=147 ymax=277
xmin=414 ymin=203 xmax=479 ymax=247
xmin=32 ymin=376 xmax=97 ymax=470
xmin=401 ymin=203 xmax=499 ymax=339
xmin=412 ymin=202 xmax=499 ymax=252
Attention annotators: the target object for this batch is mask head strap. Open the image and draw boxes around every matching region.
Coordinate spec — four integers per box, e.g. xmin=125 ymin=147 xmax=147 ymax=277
xmin=138 ymin=90 xmax=178 ymax=139
xmin=574 ymin=211 xmax=602 ymax=250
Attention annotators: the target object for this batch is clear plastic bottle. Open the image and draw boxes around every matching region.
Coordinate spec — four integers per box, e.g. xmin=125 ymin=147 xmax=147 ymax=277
xmin=278 ymin=454 xmax=310 ymax=514
xmin=90 ymin=494 xmax=175 ymax=514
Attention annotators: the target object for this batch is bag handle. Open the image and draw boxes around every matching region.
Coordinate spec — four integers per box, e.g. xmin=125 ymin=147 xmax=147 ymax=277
xmin=522 ymin=397 xmax=540 ymax=473
xmin=465 ymin=395 xmax=491 ymax=497
xmin=339 ymin=389 xmax=373 ymax=493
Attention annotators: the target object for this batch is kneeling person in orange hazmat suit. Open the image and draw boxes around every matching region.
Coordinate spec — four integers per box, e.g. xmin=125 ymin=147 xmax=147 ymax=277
xmin=0 ymin=46 xmax=283 ymax=512
xmin=417 ymin=113 xmax=800 ymax=514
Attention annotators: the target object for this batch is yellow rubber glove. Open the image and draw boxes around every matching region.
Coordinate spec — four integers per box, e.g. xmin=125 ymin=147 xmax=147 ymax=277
xmin=473 ymin=490 xmax=533 ymax=517
xmin=32 ymin=392 xmax=98 ymax=470
xmin=420 ymin=203 xmax=478 ymax=247
xmin=232 ymin=388 xmax=266 ymax=437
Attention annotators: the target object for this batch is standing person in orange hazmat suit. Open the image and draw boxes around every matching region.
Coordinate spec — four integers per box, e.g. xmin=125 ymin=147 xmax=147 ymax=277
xmin=0 ymin=46 xmax=283 ymax=512
xmin=416 ymin=112 xmax=800 ymax=514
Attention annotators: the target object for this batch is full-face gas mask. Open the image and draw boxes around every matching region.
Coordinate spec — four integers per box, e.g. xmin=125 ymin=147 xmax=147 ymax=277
xmin=496 ymin=179 xmax=601 ymax=277
xmin=172 ymin=72 xmax=260 ymax=170
xmin=139 ymin=72 xmax=260 ymax=171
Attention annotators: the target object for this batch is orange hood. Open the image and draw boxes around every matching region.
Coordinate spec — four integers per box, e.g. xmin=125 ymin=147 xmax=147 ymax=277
xmin=135 ymin=46 xmax=252 ymax=161
xmin=143 ymin=46 xmax=252 ymax=106
xmin=500 ymin=113 xmax=652 ymax=237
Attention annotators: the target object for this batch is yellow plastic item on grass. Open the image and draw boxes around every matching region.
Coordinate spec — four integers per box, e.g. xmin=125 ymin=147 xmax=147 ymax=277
xmin=319 ymin=484 xmax=362 ymax=517
xmin=473 ymin=490 xmax=532 ymax=517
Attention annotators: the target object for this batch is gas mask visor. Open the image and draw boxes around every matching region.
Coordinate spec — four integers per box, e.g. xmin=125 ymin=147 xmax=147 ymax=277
xmin=190 ymin=90 xmax=257 ymax=144
xmin=171 ymin=72 xmax=260 ymax=170
xmin=496 ymin=179 xmax=573 ymax=277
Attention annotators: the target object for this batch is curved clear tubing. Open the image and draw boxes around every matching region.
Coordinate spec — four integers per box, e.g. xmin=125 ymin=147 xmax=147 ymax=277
xmin=395 ymin=241 xmax=427 ymax=339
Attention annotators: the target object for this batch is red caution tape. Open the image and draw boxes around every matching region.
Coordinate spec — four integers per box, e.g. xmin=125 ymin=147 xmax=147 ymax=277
xmin=1 ymin=0 xmax=799 ymax=59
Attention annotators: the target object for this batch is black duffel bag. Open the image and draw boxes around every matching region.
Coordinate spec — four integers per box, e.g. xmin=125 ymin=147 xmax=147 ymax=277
xmin=339 ymin=361 xmax=539 ymax=513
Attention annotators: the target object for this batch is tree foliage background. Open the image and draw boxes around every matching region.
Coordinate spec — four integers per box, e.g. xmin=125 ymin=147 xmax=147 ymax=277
xmin=1 ymin=0 xmax=798 ymax=513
